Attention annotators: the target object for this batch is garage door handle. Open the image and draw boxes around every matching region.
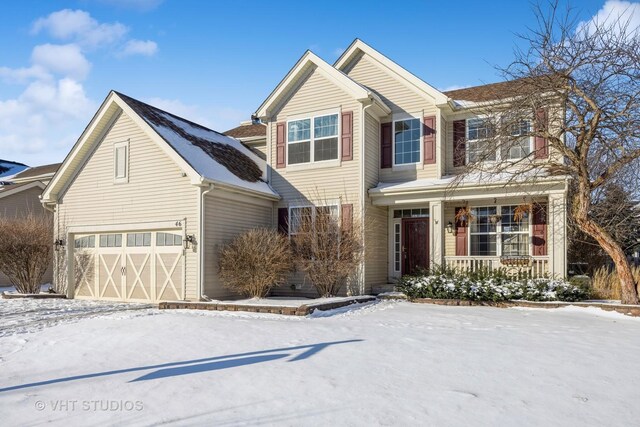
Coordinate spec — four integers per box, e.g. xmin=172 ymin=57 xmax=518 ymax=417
xmin=121 ymin=266 xmax=125 ymax=275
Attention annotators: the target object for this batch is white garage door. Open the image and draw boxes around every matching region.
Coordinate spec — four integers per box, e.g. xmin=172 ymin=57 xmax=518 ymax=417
xmin=72 ymin=230 xmax=184 ymax=302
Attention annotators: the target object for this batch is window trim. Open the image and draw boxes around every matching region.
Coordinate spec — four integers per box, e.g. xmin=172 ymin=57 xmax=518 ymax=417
xmin=468 ymin=205 xmax=533 ymax=257
xmin=285 ymin=112 xmax=340 ymax=166
xmin=392 ymin=117 xmax=422 ymax=167
xmin=287 ymin=202 xmax=341 ymax=237
xmin=114 ymin=140 xmax=129 ymax=184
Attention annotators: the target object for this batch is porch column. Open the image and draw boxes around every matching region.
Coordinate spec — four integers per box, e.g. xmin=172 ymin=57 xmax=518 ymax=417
xmin=548 ymin=193 xmax=567 ymax=278
xmin=429 ymin=200 xmax=445 ymax=268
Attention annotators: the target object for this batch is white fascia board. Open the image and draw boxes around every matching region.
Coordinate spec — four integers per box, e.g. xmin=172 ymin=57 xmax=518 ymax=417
xmin=200 ymin=178 xmax=280 ymax=202
xmin=255 ymin=50 xmax=373 ymax=119
xmin=334 ymin=39 xmax=448 ymax=105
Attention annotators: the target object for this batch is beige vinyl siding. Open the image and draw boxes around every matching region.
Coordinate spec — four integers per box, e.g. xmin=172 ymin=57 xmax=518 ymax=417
xmin=444 ymin=205 xmax=457 ymax=257
xmin=202 ymin=191 xmax=273 ymax=300
xmin=268 ymin=66 xmax=363 ymax=296
xmin=344 ymin=52 xmax=438 ymax=182
xmin=56 ymin=111 xmax=200 ymax=300
xmin=0 ymin=187 xmax=47 ymax=217
xmin=363 ymin=111 xmax=388 ymax=289
xmin=247 ymin=140 xmax=267 ymax=160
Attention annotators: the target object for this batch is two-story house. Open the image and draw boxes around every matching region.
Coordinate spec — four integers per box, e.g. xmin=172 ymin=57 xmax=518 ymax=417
xmin=42 ymin=39 xmax=567 ymax=303
xmin=255 ymin=39 xmax=568 ymax=296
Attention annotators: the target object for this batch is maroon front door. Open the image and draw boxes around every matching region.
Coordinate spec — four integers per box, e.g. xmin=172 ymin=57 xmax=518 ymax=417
xmin=402 ymin=218 xmax=430 ymax=275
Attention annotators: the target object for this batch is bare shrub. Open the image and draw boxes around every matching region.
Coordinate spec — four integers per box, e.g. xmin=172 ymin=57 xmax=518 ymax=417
xmin=291 ymin=205 xmax=364 ymax=297
xmin=0 ymin=213 xmax=53 ymax=294
xmin=54 ymin=247 xmax=94 ymax=295
xmin=592 ymin=266 xmax=640 ymax=300
xmin=218 ymin=228 xmax=293 ymax=298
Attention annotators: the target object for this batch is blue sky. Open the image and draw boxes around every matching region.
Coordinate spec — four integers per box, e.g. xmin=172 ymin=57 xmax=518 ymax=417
xmin=0 ymin=0 xmax=634 ymax=166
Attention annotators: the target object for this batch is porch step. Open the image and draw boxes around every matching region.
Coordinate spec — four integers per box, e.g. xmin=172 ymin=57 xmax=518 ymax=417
xmin=371 ymin=283 xmax=397 ymax=295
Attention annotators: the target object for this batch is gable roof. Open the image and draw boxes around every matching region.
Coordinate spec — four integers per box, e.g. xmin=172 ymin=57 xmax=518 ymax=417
xmin=0 ymin=181 xmax=46 ymax=200
xmin=224 ymin=122 xmax=267 ymax=140
xmin=334 ymin=39 xmax=449 ymax=105
xmin=43 ymin=91 xmax=278 ymax=204
xmin=255 ymin=50 xmax=390 ymax=119
xmin=12 ymin=163 xmax=61 ymax=183
xmin=443 ymin=77 xmax=547 ymax=103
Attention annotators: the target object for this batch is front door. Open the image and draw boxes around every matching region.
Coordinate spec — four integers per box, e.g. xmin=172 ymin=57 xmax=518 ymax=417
xmin=402 ymin=218 xmax=429 ymax=275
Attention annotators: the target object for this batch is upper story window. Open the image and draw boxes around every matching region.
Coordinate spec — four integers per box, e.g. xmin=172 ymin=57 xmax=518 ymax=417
xmin=394 ymin=118 xmax=421 ymax=165
xmin=466 ymin=117 xmax=532 ymax=163
xmin=467 ymin=118 xmax=495 ymax=163
xmin=287 ymin=113 xmax=338 ymax=165
xmin=114 ymin=140 xmax=129 ymax=183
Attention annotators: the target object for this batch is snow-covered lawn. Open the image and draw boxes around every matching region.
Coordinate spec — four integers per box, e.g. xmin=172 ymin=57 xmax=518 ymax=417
xmin=1 ymin=299 xmax=639 ymax=426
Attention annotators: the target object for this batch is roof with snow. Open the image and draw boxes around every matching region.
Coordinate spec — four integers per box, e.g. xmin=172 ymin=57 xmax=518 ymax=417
xmin=115 ymin=92 xmax=277 ymax=198
xmin=0 ymin=160 xmax=28 ymax=179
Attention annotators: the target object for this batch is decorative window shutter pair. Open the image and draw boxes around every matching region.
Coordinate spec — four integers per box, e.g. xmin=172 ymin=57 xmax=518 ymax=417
xmin=380 ymin=116 xmax=437 ymax=168
xmin=275 ymin=111 xmax=353 ymax=168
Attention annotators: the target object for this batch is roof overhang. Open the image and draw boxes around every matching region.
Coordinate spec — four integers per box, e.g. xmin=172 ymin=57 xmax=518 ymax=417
xmin=369 ymin=176 xmax=569 ymax=206
xmin=255 ymin=50 xmax=390 ymax=120
xmin=0 ymin=181 xmax=46 ymax=200
xmin=335 ymin=39 xmax=449 ymax=106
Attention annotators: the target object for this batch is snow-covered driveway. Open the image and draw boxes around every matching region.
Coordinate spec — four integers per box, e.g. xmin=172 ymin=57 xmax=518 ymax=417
xmin=1 ymin=299 xmax=639 ymax=426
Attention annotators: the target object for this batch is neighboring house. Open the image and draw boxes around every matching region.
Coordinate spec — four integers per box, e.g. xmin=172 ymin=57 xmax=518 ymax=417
xmin=255 ymin=39 xmax=568 ymax=296
xmin=42 ymin=39 xmax=568 ymax=303
xmin=41 ymin=92 xmax=278 ymax=302
xmin=0 ymin=159 xmax=28 ymax=179
xmin=224 ymin=121 xmax=267 ymax=160
xmin=0 ymin=162 xmax=60 ymax=286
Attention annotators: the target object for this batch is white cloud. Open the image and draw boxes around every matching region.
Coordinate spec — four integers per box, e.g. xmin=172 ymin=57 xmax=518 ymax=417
xmin=0 ymin=65 xmax=51 ymax=84
xmin=31 ymin=9 xmax=128 ymax=49
xmin=577 ymin=0 xmax=640 ymax=36
xmin=120 ymin=39 xmax=158 ymax=57
xmin=0 ymin=78 xmax=95 ymax=159
xmin=31 ymin=44 xmax=91 ymax=80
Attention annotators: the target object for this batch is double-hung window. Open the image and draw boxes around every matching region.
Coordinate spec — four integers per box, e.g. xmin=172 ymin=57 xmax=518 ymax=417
xmin=394 ymin=118 xmax=421 ymax=165
xmin=468 ymin=205 xmax=531 ymax=257
xmin=503 ymin=118 xmax=531 ymax=160
xmin=287 ymin=113 xmax=338 ymax=165
xmin=467 ymin=118 xmax=495 ymax=163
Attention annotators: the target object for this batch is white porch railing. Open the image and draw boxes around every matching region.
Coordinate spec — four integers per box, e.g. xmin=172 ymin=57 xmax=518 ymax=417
xmin=444 ymin=256 xmax=549 ymax=278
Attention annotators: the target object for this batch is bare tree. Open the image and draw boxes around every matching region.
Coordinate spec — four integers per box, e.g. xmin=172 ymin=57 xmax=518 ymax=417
xmin=0 ymin=213 xmax=52 ymax=294
xmin=457 ymin=1 xmax=640 ymax=303
xmin=219 ymin=228 xmax=293 ymax=298
xmin=291 ymin=204 xmax=364 ymax=298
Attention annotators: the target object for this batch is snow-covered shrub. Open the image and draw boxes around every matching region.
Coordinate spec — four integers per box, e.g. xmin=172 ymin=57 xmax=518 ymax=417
xmin=0 ymin=213 xmax=53 ymax=294
xmin=396 ymin=268 xmax=588 ymax=302
xmin=219 ymin=228 xmax=293 ymax=298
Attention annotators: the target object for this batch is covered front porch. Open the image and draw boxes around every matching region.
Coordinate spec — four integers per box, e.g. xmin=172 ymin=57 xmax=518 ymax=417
xmin=369 ymin=177 xmax=569 ymax=281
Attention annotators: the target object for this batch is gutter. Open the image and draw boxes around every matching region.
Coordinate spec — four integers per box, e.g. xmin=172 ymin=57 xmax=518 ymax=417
xmin=198 ymin=183 xmax=215 ymax=301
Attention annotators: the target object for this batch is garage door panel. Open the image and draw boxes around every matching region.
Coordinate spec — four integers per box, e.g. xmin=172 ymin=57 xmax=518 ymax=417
xmin=74 ymin=251 xmax=96 ymax=298
xmin=156 ymin=252 xmax=183 ymax=301
xmin=125 ymin=253 xmax=152 ymax=301
xmin=98 ymin=253 xmax=123 ymax=300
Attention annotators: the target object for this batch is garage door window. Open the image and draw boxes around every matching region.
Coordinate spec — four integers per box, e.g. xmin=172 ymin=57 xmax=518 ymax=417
xmin=99 ymin=234 xmax=122 ymax=247
xmin=75 ymin=236 xmax=95 ymax=248
xmin=157 ymin=232 xmax=182 ymax=246
xmin=127 ymin=233 xmax=151 ymax=247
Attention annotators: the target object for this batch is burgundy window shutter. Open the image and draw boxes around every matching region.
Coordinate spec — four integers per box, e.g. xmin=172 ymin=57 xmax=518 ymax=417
xmin=341 ymin=111 xmax=353 ymax=161
xmin=453 ymin=120 xmax=466 ymax=167
xmin=276 ymin=122 xmax=286 ymax=168
xmin=532 ymin=203 xmax=547 ymax=256
xmin=423 ymin=115 xmax=436 ymax=164
xmin=341 ymin=204 xmax=353 ymax=231
xmin=381 ymin=122 xmax=392 ymax=168
xmin=455 ymin=207 xmax=468 ymax=256
xmin=277 ymin=207 xmax=289 ymax=235
xmin=534 ymin=108 xmax=549 ymax=159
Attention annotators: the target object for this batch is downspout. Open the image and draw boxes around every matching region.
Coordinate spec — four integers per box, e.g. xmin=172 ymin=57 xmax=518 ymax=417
xmin=198 ymin=183 xmax=215 ymax=301
xmin=359 ymin=99 xmax=374 ymax=294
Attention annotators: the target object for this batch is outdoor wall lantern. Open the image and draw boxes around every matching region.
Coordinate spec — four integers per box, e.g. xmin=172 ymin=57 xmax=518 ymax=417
xmin=446 ymin=221 xmax=454 ymax=234
xmin=54 ymin=239 xmax=66 ymax=251
xmin=184 ymin=234 xmax=195 ymax=249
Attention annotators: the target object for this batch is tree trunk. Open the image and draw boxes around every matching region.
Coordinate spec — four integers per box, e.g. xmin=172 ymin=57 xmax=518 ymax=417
xmin=574 ymin=193 xmax=639 ymax=304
